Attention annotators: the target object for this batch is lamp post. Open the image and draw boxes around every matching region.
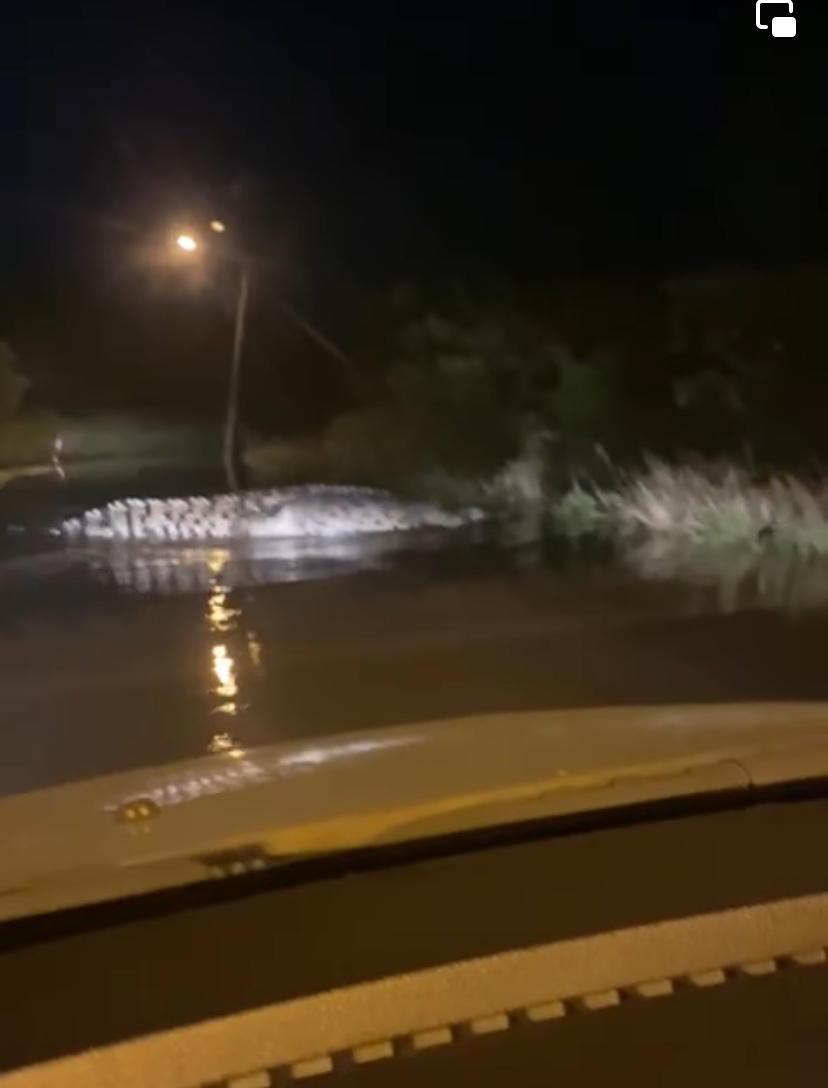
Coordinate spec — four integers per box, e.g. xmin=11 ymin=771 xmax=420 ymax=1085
xmin=175 ymin=225 xmax=247 ymax=491
xmin=173 ymin=220 xmax=361 ymax=494
xmin=223 ymin=262 xmax=249 ymax=492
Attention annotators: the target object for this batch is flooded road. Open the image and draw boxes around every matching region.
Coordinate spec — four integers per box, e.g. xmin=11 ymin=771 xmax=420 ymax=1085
xmin=4 ymin=526 xmax=828 ymax=798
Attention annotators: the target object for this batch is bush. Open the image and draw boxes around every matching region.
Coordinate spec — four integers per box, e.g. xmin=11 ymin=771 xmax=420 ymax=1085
xmin=551 ymin=484 xmax=608 ymax=538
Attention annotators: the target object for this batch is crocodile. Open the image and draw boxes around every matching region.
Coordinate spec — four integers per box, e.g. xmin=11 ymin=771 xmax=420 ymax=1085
xmin=61 ymin=485 xmax=484 ymax=543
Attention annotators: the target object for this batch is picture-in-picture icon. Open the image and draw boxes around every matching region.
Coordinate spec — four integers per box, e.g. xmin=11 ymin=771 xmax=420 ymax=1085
xmin=756 ymin=1 xmax=797 ymax=37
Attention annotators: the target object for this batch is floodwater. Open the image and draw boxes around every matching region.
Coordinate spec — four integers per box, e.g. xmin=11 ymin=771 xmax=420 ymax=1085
xmin=4 ymin=467 xmax=828 ymax=798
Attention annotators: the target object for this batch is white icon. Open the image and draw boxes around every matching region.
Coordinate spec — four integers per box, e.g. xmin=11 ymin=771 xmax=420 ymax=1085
xmin=756 ymin=1 xmax=797 ymax=36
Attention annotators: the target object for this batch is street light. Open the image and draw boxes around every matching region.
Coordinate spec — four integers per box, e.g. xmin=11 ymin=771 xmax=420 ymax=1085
xmin=171 ymin=221 xmax=359 ymax=495
xmin=173 ymin=225 xmax=248 ymax=492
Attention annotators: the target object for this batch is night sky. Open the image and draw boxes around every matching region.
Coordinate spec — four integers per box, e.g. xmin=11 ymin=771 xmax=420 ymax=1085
xmin=3 ymin=2 xmax=826 ymax=419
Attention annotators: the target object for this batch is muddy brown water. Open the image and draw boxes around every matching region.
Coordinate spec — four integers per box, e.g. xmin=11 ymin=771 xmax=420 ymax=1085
xmin=4 ymin=521 xmax=828 ymax=798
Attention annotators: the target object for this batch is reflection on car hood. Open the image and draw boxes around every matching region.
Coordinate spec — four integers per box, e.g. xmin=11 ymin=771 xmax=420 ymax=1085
xmin=2 ymin=701 xmax=828 ymax=922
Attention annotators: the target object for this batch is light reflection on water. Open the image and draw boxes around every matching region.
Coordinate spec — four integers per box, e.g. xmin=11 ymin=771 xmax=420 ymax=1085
xmin=98 ymin=525 xmax=440 ymax=812
xmin=207 ymin=586 xmax=240 ymax=633
xmin=12 ymin=523 xmax=828 ymax=618
xmin=207 ymin=732 xmax=246 ymax=758
xmin=210 ymin=644 xmax=238 ymax=709
xmin=621 ymin=538 xmax=828 ymax=614
xmin=205 ymin=551 xmax=258 ymax=728
xmin=85 ymin=532 xmax=444 ymax=596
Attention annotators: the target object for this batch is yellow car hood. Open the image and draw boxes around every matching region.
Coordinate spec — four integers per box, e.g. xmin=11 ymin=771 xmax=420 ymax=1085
xmin=1 ymin=701 xmax=828 ymax=922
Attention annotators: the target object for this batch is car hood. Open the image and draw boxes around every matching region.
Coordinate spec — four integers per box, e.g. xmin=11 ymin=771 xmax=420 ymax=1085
xmin=2 ymin=701 xmax=828 ymax=922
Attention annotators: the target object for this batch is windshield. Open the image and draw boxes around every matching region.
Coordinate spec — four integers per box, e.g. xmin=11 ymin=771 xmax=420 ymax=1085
xmin=3 ymin=5 xmax=827 ymax=811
